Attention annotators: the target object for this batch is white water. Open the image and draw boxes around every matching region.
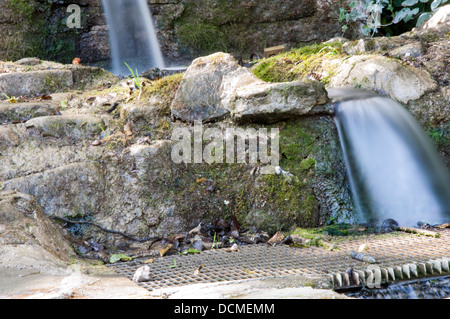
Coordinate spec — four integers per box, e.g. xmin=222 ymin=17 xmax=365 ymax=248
xmin=331 ymin=88 xmax=450 ymax=226
xmin=102 ymin=0 xmax=165 ymax=75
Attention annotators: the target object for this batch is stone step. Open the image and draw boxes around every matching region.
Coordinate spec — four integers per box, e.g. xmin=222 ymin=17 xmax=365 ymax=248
xmin=24 ymin=114 xmax=105 ymax=139
xmin=0 ymin=102 xmax=59 ymax=124
xmin=0 ymin=70 xmax=74 ymax=97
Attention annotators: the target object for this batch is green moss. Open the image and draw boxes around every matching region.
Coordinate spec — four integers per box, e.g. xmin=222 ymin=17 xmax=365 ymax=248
xmin=176 ymin=22 xmax=228 ymax=54
xmin=136 ymin=73 xmax=183 ymax=116
xmin=4 ymin=0 xmax=77 ymax=63
xmin=174 ymin=0 xmax=252 ymax=55
xmin=300 ymin=157 xmax=316 ymax=171
xmin=251 ymin=42 xmax=345 ymax=83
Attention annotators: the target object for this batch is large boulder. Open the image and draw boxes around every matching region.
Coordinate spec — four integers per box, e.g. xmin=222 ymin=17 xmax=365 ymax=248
xmin=170 ymin=53 xmax=245 ymax=123
xmin=171 ymin=52 xmax=329 ymax=123
xmin=232 ymin=80 xmax=330 ymax=123
xmin=328 ymin=55 xmax=437 ymax=104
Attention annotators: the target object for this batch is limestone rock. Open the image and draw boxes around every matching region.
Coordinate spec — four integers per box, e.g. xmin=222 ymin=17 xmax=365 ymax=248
xmin=0 ymin=102 xmax=58 ymax=124
xmin=418 ymin=4 xmax=450 ymax=32
xmin=171 ymin=52 xmax=329 ymax=123
xmin=328 ymin=55 xmax=437 ymax=104
xmin=0 ymin=70 xmax=73 ymax=97
xmin=388 ymin=42 xmax=424 ymax=59
xmin=0 ymin=125 xmax=21 ymax=147
xmin=170 ymin=52 xmax=242 ymax=123
xmin=0 ymin=190 xmax=74 ymax=261
xmin=133 ymin=265 xmax=152 ymax=283
xmin=231 ymin=80 xmax=330 ymax=123
xmin=25 ymin=114 xmax=104 ymax=139
xmin=3 ymin=162 xmax=105 ymax=219
xmin=15 ymin=57 xmax=42 ymax=66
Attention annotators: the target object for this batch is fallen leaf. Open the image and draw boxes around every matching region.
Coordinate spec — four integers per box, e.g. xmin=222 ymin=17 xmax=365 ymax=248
xmin=435 ymin=223 xmax=450 ymax=229
xmin=243 ymin=268 xmax=255 ymax=275
xmin=92 ymin=140 xmax=102 ymax=146
xmin=160 ymin=244 xmax=173 ymax=257
xmin=182 ymin=248 xmax=201 ymax=255
xmin=109 ymin=254 xmax=134 ymax=264
xmin=37 ymin=95 xmax=52 ymax=101
xmin=124 ymin=122 xmax=133 ymax=136
xmin=268 ymin=231 xmax=284 ymax=244
xmin=188 ymin=223 xmax=202 ymax=235
xmin=143 ymin=258 xmax=155 ymax=264
xmin=358 ymin=244 xmax=369 ymax=252
xmin=193 ymin=265 xmax=204 ymax=275
xmin=225 ymin=243 xmax=239 ymax=253
xmin=196 ymin=177 xmax=207 ymax=184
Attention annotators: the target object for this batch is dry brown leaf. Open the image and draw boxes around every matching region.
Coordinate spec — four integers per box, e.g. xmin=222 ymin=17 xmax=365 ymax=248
xmin=124 ymin=122 xmax=133 ymax=136
xmin=435 ymin=223 xmax=450 ymax=229
xmin=193 ymin=265 xmax=204 ymax=275
xmin=159 ymin=244 xmax=173 ymax=257
xmin=267 ymin=231 xmax=284 ymax=244
xmin=196 ymin=177 xmax=208 ymax=184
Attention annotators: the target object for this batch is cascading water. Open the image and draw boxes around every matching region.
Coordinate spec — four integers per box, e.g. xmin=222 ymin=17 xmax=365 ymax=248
xmin=330 ymin=88 xmax=450 ymax=226
xmin=101 ymin=0 xmax=165 ymax=76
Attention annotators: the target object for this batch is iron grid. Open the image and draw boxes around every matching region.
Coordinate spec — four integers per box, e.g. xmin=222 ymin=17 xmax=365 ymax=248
xmin=107 ymin=228 xmax=450 ymax=291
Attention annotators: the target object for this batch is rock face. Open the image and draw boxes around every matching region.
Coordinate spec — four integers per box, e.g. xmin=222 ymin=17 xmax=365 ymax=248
xmin=0 ymin=191 xmax=74 ymax=262
xmin=0 ymin=7 xmax=447 ymax=265
xmin=171 ymin=52 xmax=330 ymax=123
xmin=0 ymin=0 xmax=347 ymax=65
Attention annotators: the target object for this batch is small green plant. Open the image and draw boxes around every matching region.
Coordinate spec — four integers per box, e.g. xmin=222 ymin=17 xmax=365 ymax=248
xmin=98 ymin=123 xmax=111 ymax=138
xmin=2 ymin=93 xmax=18 ymax=103
xmin=124 ymin=62 xmax=142 ymax=90
xmin=339 ymin=0 xmax=448 ymax=36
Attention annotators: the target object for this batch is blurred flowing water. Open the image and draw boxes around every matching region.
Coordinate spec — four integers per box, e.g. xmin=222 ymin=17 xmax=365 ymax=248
xmin=102 ymin=0 xmax=165 ymax=75
xmin=330 ymin=88 xmax=450 ymax=226
xmin=347 ymin=276 xmax=450 ymax=299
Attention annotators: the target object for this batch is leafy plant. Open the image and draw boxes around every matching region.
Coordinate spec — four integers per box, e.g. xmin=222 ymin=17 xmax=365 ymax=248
xmin=339 ymin=0 xmax=448 ymax=36
xmin=124 ymin=62 xmax=142 ymax=90
xmin=2 ymin=93 xmax=18 ymax=103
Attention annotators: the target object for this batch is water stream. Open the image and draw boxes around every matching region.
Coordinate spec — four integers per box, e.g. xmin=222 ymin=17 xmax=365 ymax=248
xmin=101 ymin=0 xmax=165 ymax=75
xmin=346 ymin=276 xmax=450 ymax=299
xmin=330 ymin=88 xmax=450 ymax=226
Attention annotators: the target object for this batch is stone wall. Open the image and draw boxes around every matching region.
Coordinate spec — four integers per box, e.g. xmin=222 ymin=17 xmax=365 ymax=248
xmin=0 ymin=0 xmax=347 ymax=66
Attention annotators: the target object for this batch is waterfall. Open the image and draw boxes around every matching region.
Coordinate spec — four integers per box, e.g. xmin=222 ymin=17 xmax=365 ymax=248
xmin=330 ymin=88 xmax=450 ymax=226
xmin=101 ymin=0 xmax=165 ymax=76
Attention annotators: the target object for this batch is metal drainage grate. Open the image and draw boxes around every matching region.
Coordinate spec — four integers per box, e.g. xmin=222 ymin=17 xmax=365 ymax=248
xmin=107 ymin=229 xmax=450 ymax=291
